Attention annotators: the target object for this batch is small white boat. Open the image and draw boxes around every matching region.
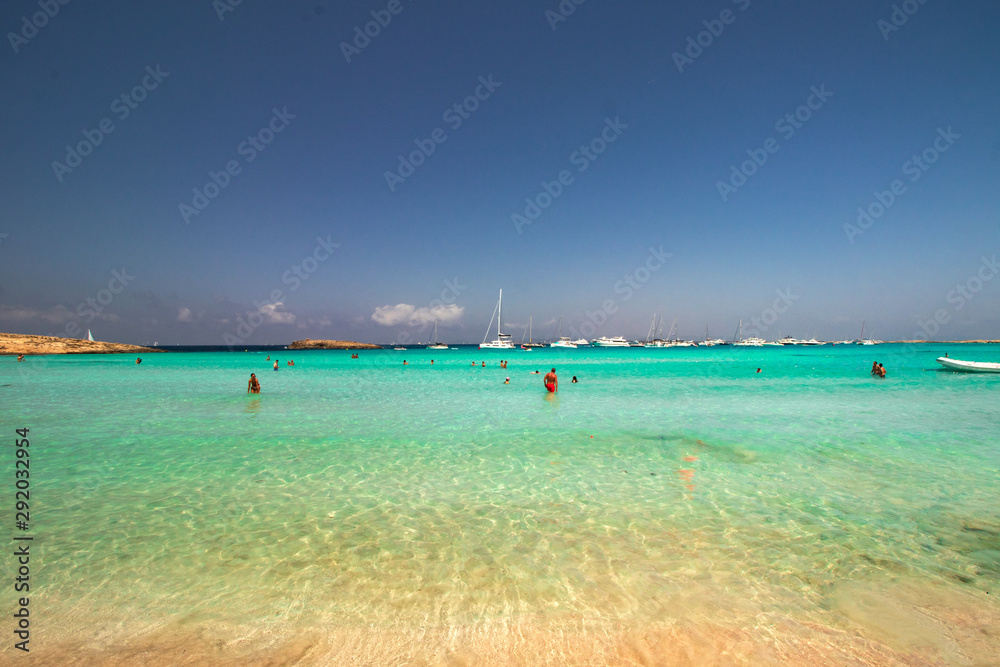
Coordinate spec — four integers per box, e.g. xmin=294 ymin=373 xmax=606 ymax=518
xmin=87 ymin=329 xmax=95 ymax=342
xmin=569 ymin=338 xmax=589 ymax=346
xmin=936 ymin=357 xmax=1000 ymax=373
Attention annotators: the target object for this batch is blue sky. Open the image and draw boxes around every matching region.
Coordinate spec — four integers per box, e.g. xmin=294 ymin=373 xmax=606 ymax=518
xmin=1 ymin=0 xmax=998 ymax=345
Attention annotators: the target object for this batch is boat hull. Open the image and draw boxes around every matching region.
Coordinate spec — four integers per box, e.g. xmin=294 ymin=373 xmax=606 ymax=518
xmin=936 ymin=357 xmax=1000 ymax=373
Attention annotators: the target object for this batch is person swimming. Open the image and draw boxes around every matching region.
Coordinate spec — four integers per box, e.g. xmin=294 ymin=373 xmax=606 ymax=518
xmin=273 ymin=360 xmax=279 ymax=371
xmin=504 ymin=377 xmax=510 ymax=384
xmin=571 ymin=375 xmax=578 ymax=383
xmin=136 ymin=358 xmax=142 ymax=364
xmin=248 ymin=373 xmax=261 ymax=394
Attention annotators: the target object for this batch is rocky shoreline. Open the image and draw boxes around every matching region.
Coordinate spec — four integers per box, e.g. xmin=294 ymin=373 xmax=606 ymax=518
xmin=288 ymin=339 xmax=382 ymax=350
xmin=0 ymin=333 xmax=162 ymax=356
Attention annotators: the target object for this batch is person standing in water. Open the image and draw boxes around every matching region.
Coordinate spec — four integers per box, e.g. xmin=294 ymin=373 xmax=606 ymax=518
xmin=248 ymin=373 xmax=261 ymax=394
xmin=543 ymin=368 xmax=558 ymax=393
xmin=273 ymin=360 xmax=279 ymax=371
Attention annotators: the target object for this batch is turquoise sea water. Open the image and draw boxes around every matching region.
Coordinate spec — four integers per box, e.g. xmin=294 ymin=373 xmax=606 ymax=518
xmin=2 ymin=344 xmax=999 ymax=664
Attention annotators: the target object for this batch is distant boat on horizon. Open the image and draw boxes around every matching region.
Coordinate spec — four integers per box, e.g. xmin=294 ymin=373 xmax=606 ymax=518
xmin=426 ymin=321 xmax=449 ymax=350
xmin=521 ymin=316 xmax=545 ymax=349
xmin=592 ymin=336 xmax=630 ymax=347
xmin=87 ymin=329 xmax=95 ymax=342
xmin=856 ymin=321 xmax=881 ymax=345
xmin=549 ymin=317 xmax=577 ymax=348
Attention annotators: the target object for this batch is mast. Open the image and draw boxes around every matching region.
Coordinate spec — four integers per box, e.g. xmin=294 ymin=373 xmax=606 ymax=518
xmin=497 ymin=289 xmax=503 ymax=340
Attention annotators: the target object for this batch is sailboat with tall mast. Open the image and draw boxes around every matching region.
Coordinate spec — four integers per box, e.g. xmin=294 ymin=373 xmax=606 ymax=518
xmin=646 ymin=313 xmax=667 ymax=347
xmin=426 ymin=321 xmax=449 ymax=350
xmin=521 ymin=316 xmax=545 ymax=349
xmin=479 ymin=289 xmax=515 ymax=349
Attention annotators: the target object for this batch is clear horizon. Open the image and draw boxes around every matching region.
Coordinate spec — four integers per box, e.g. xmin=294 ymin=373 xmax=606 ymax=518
xmin=2 ymin=1 xmax=999 ymax=346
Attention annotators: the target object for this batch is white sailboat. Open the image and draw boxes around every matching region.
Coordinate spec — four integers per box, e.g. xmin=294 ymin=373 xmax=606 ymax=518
xmin=479 ymin=289 xmax=515 ymax=349
xmin=646 ymin=313 xmax=669 ymax=347
xmin=87 ymin=329 xmax=95 ymax=342
xmin=426 ymin=321 xmax=449 ymax=350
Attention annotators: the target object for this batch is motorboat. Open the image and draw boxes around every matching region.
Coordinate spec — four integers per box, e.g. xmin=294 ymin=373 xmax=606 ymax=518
xmin=734 ymin=337 xmax=765 ymax=347
xmin=936 ymin=357 xmax=1000 ymax=373
xmin=548 ymin=318 xmax=577 ymax=348
xmin=592 ymin=336 xmax=630 ymax=347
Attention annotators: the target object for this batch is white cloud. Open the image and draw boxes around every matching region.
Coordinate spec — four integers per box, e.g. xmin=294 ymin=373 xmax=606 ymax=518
xmin=258 ymin=302 xmax=295 ymax=324
xmin=371 ymin=303 xmax=463 ymax=327
xmin=177 ymin=307 xmax=193 ymax=322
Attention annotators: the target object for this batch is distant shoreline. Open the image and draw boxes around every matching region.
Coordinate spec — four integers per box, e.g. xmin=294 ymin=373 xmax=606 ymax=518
xmin=0 ymin=332 xmax=162 ymax=355
xmin=3 ymin=332 xmax=996 ymax=356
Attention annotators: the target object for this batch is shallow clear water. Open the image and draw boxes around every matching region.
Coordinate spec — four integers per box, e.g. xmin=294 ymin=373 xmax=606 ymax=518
xmin=2 ymin=344 xmax=998 ymax=664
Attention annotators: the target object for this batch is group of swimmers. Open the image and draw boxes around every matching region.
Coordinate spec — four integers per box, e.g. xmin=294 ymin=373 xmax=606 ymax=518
xmin=246 ymin=359 xmax=579 ymax=395
xmin=871 ymin=361 xmax=887 ymax=378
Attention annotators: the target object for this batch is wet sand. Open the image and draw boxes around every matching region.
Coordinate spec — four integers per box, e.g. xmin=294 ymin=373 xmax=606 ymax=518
xmin=6 ymin=578 xmax=997 ymax=666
